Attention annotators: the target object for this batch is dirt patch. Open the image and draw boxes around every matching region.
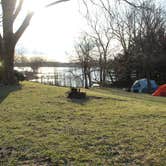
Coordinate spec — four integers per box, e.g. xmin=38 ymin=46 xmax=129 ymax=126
xmin=0 ymin=146 xmax=16 ymax=159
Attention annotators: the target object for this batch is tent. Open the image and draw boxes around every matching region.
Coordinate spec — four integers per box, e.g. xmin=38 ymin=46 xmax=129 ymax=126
xmin=152 ymin=84 xmax=166 ymax=97
xmin=131 ymin=79 xmax=158 ymax=93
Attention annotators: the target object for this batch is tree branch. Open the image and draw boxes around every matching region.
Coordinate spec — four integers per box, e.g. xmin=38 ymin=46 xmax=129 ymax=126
xmin=14 ymin=0 xmax=70 ymax=44
xmin=14 ymin=12 xmax=34 ymax=44
xmin=13 ymin=0 xmax=24 ymax=21
xmin=121 ymin=0 xmax=138 ymax=8
xmin=45 ymin=0 xmax=70 ymax=8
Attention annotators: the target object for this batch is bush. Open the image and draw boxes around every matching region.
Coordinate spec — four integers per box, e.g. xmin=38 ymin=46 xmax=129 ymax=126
xmin=111 ymin=80 xmax=133 ymax=89
xmin=0 ymin=60 xmax=25 ymax=83
xmin=14 ymin=70 xmax=25 ymax=81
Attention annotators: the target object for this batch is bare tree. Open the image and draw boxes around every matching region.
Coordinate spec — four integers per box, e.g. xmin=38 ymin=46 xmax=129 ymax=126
xmin=110 ymin=0 xmax=166 ymax=89
xmin=14 ymin=47 xmax=29 ymax=65
xmin=109 ymin=4 xmax=138 ymax=83
xmin=133 ymin=1 xmax=166 ymax=91
xmin=74 ymin=35 xmax=95 ymax=88
xmin=83 ymin=0 xmax=166 ymax=90
xmin=81 ymin=0 xmax=114 ymax=85
xmin=88 ymin=20 xmax=113 ymax=85
xmin=29 ymin=56 xmax=45 ymax=74
xmin=0 ymin=0 xmax=69 ymax=85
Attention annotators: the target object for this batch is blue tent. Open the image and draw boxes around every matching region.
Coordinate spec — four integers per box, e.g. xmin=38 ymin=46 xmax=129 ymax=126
xmin=131 ymin=79 xmax=158 ymax=93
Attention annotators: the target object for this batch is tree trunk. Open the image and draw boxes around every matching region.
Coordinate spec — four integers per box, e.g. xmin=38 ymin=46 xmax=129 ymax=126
xmin=102 ymin=69 xmax=106 ymax=84
xmin=87 ymin=69 xmax=92 ymax=87
xmin=84 ymin=74 xmax=88 ymax=88
xmin=146 ymin=72 xmax=151 ymax=93
xmin=102 ymin=53 xmax=107 ymax=85
xmin=84 ymin=67 xmax=88 ymax=89
xmin=0 ymin=1 xmax=16 ymax=85
xmin=100 ymin=67 xmax=103 ymax=84
xmin=1 ymin=39 xmax=17 ymax=85
xmin=99 ymin=55 xmax=103 ymax=84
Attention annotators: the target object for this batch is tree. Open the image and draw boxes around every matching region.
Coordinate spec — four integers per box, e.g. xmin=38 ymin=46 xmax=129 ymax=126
xmin=81 ymin=0 xmax=115 ymax=85
xmin=29 ymin=56 xmax=45 ymax=74
xmin=14 ymin=47 xmax=28 ymax=65
xmin=87 ymin=15 xmax=113 ymax=85
xmin=85 ymin=0 xmax=166 ymax=89
xmin=133 ymin=1 xmax=166 ymax=91
xmin=111 ymin=0 xmax=166 ymax=88
xmin=0 ymin=0 xmax=69 ymax=85
xmin=110 ymin=3 xmax=138 ymax=83
xmin=74 ymin=35 xmax=95 ymax=88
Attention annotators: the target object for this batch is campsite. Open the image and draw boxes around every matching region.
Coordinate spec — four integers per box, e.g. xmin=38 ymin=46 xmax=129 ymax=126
xmin=130 ymin=78 xmax=166 ymax=97
xmin=0 ymin=0 xmax=166 ymax=165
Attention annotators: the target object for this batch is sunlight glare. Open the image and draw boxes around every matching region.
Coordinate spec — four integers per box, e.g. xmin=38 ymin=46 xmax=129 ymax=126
xmin=24 ymin=0 xmax=45 ymax=13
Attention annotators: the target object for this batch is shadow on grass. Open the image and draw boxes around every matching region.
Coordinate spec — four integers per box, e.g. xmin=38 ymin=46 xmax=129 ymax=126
xmin=68 ymin=96 xmax=106 ymax=105
xmin=0 ymin=84 xmax=22 ymax=103
xmin=69 ymin=97 xmax=90 ymax=105
xmin=69 ymin=96 xmax=127 ymax=105
xmin=95 ymin=88 xmax=166 ymax=104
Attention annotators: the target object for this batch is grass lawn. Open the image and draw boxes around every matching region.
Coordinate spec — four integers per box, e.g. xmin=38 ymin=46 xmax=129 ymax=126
xmin=0 ymin=81 xmax=165 ymax=165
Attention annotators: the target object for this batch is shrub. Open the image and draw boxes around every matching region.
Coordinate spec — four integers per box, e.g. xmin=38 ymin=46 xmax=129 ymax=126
xmin=14 ymin=70 xmax=25 ymax=81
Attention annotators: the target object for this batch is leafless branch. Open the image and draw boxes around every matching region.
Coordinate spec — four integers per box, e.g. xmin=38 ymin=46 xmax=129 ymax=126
xmin=14 ymin=12 xmax=34 ymax=44
xmin=13 ymin=0 xmax=24 ymax=21
xmin=45 ymin=0 xmax=70 ymax=8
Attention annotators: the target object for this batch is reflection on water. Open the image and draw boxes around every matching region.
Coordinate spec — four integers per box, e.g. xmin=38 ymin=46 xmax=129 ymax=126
xmin=15 ymin=67 xmax=115 ymax=87
xmin=37 ymin=67 xmax=83 ymax=87
xmin=15 ymin=67 xmax=101 ymax=87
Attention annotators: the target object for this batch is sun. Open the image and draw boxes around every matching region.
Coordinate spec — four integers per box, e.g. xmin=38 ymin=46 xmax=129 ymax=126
xmin=24 ymin=0 xmax=45 ymax=13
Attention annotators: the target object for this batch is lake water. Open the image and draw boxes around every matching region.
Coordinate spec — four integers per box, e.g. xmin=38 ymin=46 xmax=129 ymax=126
xmin=15 ymin=67 xmax=102 ymax=87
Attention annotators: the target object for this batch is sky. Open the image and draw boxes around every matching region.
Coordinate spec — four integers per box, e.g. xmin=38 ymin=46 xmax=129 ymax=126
xmin=15 ymin=0 xmax=166 ymax=62
xmin=16 ymin=0 xmax=87 ymax=62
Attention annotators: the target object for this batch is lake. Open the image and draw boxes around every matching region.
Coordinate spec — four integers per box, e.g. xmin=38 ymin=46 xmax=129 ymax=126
xmin=15 ymin=66 xmax=102 ymax=87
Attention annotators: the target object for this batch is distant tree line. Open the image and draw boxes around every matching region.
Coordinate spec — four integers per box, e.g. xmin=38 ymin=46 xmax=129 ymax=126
xmin=75 ymin=0 xmax=166 ymax=89
xmin=110 ymin=0 xmax=166 ymax=88
xmin=14 ymin=55 xmax=46 ymax=74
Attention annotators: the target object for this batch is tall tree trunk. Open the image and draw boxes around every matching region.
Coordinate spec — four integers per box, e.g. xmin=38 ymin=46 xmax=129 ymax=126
xmin=83 ymin=66 xmax=88 ymax=89
xmin=87 ymin=69 xmax=92 ymax=87
xmin=84 ymin=73 xmax=88 ymax=89
xmin=102 ymin=68 xmax=106 ymax=83
xmin=1 ymin=39 xmax=16 ymax=85
xmin=99 ymin=55 xmax=103 ymax=84
xmin=100 ymin=67 xmax=103 ymax=84
xmin=0 ymin=0 xmax=16 ymax=85
xmin=102 ymin=53 xmax=107 ymax=85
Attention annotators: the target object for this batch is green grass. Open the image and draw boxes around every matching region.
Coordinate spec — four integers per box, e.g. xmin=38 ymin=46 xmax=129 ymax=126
xmin=0 ymin=81 xmax=165 ymax=165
